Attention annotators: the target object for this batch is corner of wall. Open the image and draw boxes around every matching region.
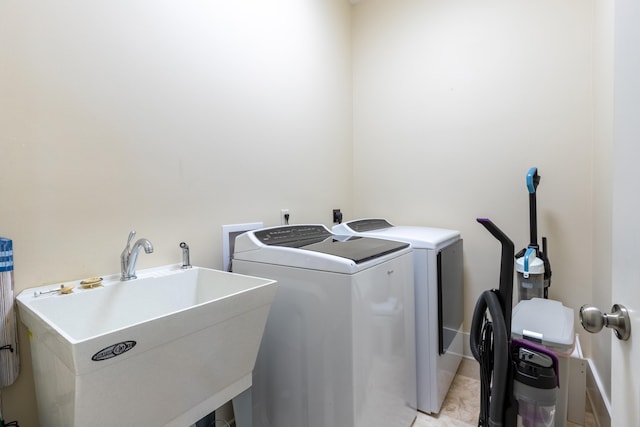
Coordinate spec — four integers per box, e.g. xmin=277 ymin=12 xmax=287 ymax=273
xmin=587 ymin=358 xmax=612 ymax=427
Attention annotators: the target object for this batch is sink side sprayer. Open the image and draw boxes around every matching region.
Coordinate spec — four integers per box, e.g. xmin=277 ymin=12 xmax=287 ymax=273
xmin=180 ymin=242 xmax=191 ymax=269
xmin=120 ymin=231 xmax=154 ymax=281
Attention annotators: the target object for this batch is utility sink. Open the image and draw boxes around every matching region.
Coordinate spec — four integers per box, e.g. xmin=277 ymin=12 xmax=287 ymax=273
xmin=16 ymin=264 xmax=277 ymax=427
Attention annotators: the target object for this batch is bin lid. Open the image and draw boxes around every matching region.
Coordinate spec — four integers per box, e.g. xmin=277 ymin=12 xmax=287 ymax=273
xmin=511 ymin=298 xmax=575 ymax=354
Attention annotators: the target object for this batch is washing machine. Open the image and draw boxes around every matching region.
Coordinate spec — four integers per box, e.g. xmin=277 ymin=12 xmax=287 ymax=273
xmin=333 ymin=218 xmax=464 ymax=414
xmin=232 ymin=224 xmax=417 ymax=427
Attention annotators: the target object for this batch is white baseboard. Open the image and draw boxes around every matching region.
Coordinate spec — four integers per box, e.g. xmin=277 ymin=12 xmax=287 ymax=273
xmin=586 ymin=358 xmax=611 ymax=427
xmin=462 ymin=331 xmax=472 ymax=359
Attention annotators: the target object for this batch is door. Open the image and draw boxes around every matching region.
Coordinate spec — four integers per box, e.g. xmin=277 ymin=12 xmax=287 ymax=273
xmin=611 ymin=0 xmax=640 ymax=425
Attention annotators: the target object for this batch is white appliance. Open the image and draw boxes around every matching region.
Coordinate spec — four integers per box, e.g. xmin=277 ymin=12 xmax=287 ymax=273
xmin=333 ymin=218 xmax=463 ymax=414
xmin=232 ymin=224 xmax=417 ymax=427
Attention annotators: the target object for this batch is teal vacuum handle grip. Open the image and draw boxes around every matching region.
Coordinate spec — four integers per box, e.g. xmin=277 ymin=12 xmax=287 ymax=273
xmin=526 ymin=167 xmax=540 ymax=194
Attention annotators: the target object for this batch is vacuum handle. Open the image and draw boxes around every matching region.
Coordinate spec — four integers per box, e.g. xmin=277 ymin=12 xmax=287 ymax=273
xmin=527 ymin=167 xmax=540 ymax=248
xmin=476 ymin=218 xmax=515 ymax=330
xmin=476 ymin=218 xmax=514 ymax=251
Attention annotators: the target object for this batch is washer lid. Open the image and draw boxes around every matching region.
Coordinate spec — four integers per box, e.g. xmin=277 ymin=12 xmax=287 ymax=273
xmin=511 ymin=298 xmax=575 ymax=353
xmin=252 ymin=225 xmax=409 ymax=264
xmin=333 ymin=218 xmax=460 ymax=249
xmin=301 ymin=235 xmax=409 ymax=264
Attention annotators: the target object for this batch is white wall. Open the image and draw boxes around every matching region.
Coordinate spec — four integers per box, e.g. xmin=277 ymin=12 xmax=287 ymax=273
xmin=353 ymin=0 xmax=616 ymax=413
xmin=352 ymin=0 xmax=595 ymax=343
xmin=0 ymin=1 xmax=352 ymax=424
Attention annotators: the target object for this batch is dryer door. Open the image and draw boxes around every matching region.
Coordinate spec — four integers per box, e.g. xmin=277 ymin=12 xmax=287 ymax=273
xmin=438 ymin=239 xmax=464 ymax=355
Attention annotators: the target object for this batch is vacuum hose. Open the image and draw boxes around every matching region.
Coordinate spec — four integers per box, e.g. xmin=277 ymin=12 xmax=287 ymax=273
xmin=470 ymin=289 xmax=510 ymax=427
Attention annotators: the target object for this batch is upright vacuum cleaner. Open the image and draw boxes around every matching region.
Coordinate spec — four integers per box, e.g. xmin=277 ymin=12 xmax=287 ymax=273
xmin=471 ymin=218 xmax=559 ymax=427
xmin=515 ymin=167 xmax=552 ymax=301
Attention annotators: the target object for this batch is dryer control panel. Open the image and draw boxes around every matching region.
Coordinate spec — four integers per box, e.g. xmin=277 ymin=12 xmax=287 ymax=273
xmin=343 ymin=218 xmax=394 ymax=232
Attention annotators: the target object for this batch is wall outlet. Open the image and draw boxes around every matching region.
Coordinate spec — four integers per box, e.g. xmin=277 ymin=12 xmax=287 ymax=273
xmin=281 ymin=209 xmax=290 ymax=225
xmin=333 ymin=209 xmax=343 ymax=224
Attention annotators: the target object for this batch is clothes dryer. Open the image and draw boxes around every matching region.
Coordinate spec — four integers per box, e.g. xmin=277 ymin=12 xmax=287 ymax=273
xmin=333 ymin=218 xmax=463 ymax=414
xmin=232 ymin=225 xmax=417 ymax=427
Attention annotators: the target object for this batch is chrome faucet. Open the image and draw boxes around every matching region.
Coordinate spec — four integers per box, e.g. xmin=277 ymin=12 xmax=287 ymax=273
xmin=120 ymin=231 xmax=154 ymax=281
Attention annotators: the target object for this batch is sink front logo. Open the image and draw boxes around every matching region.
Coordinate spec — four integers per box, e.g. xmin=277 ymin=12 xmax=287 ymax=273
xmin=92 ymin=341 xmax=137 ymax=361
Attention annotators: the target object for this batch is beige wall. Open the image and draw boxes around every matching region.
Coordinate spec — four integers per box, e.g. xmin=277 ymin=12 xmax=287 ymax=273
xmin=352 ymin=0 xmax=605 ymax=379
xmin=0 ymin=1 xmax=352 ymax=424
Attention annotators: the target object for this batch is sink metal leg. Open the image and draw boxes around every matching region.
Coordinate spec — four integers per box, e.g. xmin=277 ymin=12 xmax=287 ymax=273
xmin=232 ymin=387 xmax=252 ymax=427
xmin=194 ymin=411 xmax=216 ymax=427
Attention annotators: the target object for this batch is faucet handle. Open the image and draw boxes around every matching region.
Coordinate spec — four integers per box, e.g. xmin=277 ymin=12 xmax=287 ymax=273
xmin=126 ymin=231 xmax=136 ymax=247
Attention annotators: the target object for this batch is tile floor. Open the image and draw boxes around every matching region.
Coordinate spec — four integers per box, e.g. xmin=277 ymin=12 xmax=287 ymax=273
xmin=412 ymin=359 xmax=596 ymax=427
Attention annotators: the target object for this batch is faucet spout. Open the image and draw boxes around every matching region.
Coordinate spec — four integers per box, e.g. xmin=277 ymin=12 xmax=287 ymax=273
xmin=120 ymin=231 xmax=154 ymax=281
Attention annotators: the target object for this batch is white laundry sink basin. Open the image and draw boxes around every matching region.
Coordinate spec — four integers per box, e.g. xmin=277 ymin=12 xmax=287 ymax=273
xmin=16 ymin=264 xmax=277 ymax=427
